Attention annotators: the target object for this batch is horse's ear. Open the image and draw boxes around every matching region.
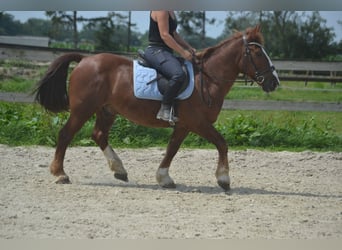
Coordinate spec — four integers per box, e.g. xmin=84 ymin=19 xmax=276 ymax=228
xmin=255 ymin=24 xmax=262 ymax=33
xmin=250 ymin=24 xmax=264 ymax=44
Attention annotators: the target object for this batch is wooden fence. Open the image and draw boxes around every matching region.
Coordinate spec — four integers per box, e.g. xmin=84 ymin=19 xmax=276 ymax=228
xmin=273 ymin=60 xmax=342 ymax=84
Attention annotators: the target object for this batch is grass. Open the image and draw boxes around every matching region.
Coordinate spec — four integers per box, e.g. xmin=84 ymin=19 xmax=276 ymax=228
xmin=0 ymin=60 xmax=47 ymax=93
xmin=0 ymin=77 xmax=36 ymax=93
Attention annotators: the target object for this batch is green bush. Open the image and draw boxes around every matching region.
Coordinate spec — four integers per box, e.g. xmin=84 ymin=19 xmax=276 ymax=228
xmin=0 ymin=102 xmax=341 ymax=151
xmin=215 ymin=113 xmax=341 ymax=150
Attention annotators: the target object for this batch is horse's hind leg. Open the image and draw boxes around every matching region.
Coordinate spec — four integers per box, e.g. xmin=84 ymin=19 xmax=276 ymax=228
xmin=50 ymin=112 xmax=92 ymax=184
xmin=92 ymin=108 xmax=128 ymax=182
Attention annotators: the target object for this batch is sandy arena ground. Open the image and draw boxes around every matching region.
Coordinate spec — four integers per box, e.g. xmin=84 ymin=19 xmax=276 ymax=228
xmin=0 ymin=144 xmax=341 ymax=239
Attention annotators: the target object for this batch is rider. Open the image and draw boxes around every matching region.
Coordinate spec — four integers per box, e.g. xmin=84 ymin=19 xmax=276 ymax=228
xmin=144 ymin=11 xmax=196 ymax=122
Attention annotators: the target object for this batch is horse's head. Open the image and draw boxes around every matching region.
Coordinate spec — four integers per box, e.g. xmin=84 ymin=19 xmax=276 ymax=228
xmin=240 ymin=25 xmax=280 ymax=92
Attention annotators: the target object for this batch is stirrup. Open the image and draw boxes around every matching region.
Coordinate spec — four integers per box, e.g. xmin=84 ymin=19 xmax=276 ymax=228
xmin=168 ymin=106 xmax=179 ymax=126
xmin=156 ymin=105 xmax=179 ymax=125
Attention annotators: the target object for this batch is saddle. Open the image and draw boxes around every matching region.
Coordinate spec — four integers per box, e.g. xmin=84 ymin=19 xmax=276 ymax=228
xmin=137 ymin=49 xmax=190 ymax=95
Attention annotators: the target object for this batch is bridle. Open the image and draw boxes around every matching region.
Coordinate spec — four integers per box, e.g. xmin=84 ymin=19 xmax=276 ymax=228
xmin=242 ymin=35 xmax=276 ymax=86
xmin=195 ymin=35 xmax=277 ymax=106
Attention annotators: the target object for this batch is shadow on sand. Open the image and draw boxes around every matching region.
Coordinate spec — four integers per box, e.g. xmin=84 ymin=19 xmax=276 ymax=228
xmin=81 ymin=180 xmax=342 ymax=199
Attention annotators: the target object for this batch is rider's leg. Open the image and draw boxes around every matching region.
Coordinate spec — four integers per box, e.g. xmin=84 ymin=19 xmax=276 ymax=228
xmin=143 ymin=47 xmax=186 ymax=122
xmin=155 ymin=55 xmax=185 ymax=122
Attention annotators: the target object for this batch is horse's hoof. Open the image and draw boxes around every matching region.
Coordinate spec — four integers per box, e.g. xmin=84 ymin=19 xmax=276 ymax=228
xmin=114 ymin=173 xmax=128 ymax=182
xmin=218 ymin=181 xmax=230 ymax=191
xmin=156 ymin=168 xmax=176 ymax=189
xmin=54 ymin=175 xmax=71 ymax=184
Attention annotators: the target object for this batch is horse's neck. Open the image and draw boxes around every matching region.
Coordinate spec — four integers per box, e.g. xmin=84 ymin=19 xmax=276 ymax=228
xmin=203 ymin=40 xmax=241 ymax=99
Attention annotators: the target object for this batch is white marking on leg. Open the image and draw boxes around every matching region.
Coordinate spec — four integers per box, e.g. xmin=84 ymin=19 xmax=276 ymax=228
xmin=156 ymin=168 xmax=174 ymax=187
xmin=216 ymin=166 xmax=230 ymax=185
xmin=103 ymin=146 xmax=127 ymax=175
xmin=217 ymin=174 xmax=231 ymax=185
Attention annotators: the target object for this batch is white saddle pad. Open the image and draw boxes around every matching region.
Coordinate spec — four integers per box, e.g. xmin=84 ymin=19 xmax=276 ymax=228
xmin=133 ymin=60 xmax=195 ymax=101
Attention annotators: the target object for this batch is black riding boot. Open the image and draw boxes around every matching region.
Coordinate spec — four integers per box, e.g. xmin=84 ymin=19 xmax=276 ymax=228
xmin=157 ymin=80 xmax=181 ymax=123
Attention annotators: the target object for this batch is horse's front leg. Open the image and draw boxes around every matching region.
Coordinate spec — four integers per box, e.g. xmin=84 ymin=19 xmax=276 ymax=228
xmin=194 ymin=123 xmax=230 ymax=191
xmin=157 ymin=127 xmax=189 ymax=188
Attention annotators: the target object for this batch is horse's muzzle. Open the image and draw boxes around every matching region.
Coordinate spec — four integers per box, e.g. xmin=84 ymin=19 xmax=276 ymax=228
xmin=262 ymin=74 xmax=280 ymax=93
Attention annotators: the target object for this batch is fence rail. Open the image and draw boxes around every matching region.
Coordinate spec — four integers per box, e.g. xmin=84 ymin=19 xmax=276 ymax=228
xmin=272 ymin=60 xmax=342 ymax=84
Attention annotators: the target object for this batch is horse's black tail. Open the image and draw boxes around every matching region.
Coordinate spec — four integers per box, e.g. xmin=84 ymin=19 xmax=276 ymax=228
xmin=33 ymin=53 xmax=84 ymax=113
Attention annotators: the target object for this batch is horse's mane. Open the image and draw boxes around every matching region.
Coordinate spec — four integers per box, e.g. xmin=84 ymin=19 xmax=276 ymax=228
xmin=197 ymin=26 xmax=264 ymax=61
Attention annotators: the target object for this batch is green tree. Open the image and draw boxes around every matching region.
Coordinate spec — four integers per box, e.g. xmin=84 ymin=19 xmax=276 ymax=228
xmin=297 ymin=11 xmax=335 ymax=59
xmin=83 ymin=11 xmax=144 ymax=52
xmin=177 ymin=11 xmax=216 ymax=48
xmin=45 ymin=11 xmax=133 ymax=51
xmin=45 ymin=11 xmax=79 ymax=48
xmin=91 ymin=16 xmax=115 ymax=51
xmin=262 ymin=11 xmax=302 ymax=58
xmin=21 ymin=18 xmax=52 ymax=37
xmin=0 ymin=12 xmax=23 ymax=35
xmin=84 ymin=12 xmax=129 ymax=51
xmin=220 ymin=11 xmax=260 ymax=37
xmin=221 ymin=11 xmax=338 ymax=60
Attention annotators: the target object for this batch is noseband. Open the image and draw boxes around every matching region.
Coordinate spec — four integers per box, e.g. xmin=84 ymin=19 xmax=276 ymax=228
xmin=242 ymin=35 xmax=276 ymax=86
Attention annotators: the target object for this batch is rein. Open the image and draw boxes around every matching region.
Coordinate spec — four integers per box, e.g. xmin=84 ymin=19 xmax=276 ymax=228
xmin=191 ymin=51 xmax=229 ymax=108
xmin=198 ymin=59 xmax=213 ymax=107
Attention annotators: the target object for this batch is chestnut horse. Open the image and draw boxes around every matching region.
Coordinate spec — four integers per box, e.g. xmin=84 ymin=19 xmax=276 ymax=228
xmin=35 ymin=25 xmax=279 ymax=191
